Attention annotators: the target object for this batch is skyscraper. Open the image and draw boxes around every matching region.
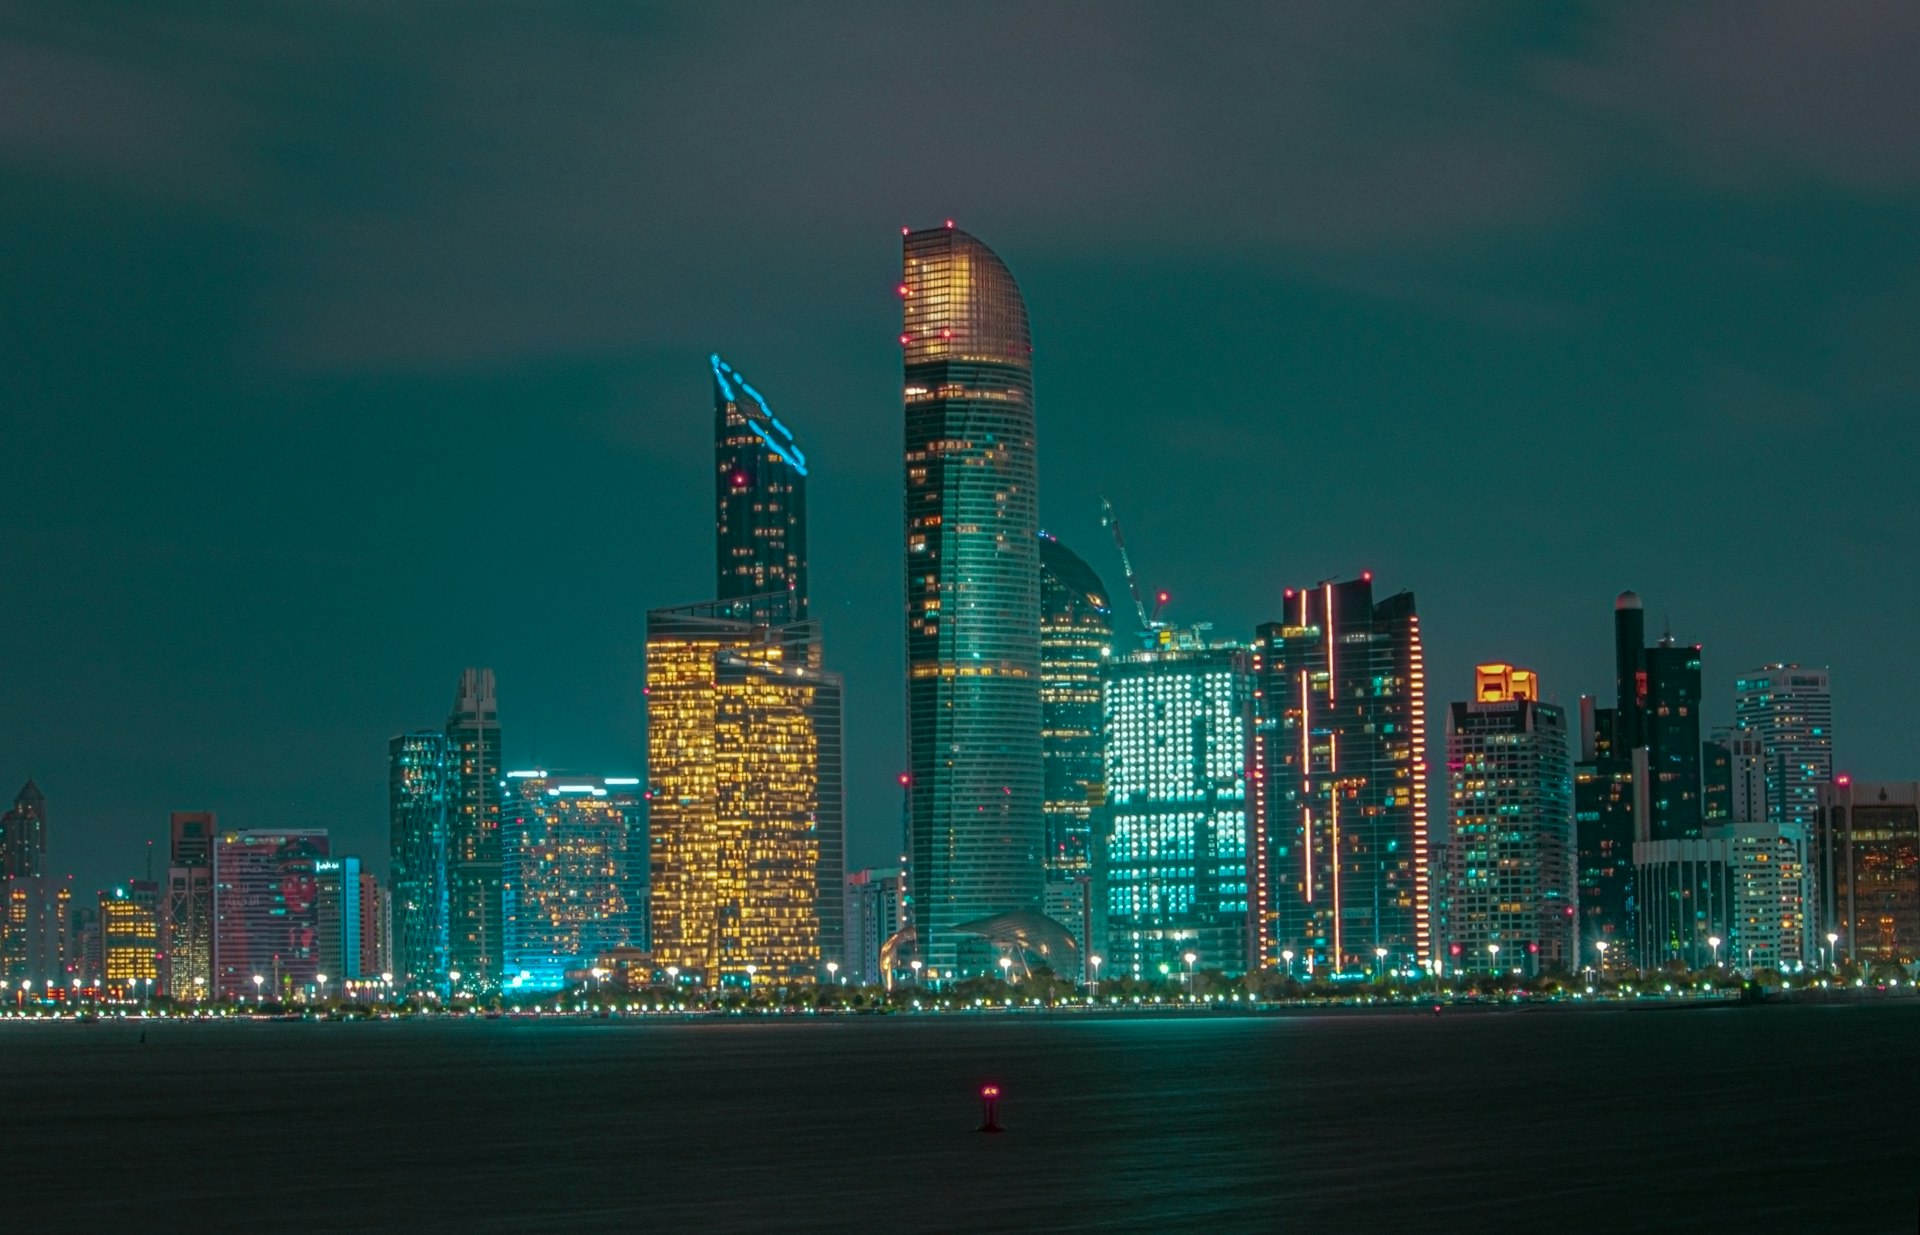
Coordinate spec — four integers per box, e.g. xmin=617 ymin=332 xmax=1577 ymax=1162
xmin=1734 ymin=664 xmax=1834 ymax=836
xmin=0 ymin=779 xmax=47 ymax=878
xmin=647 ymin=594 xmax=841 ymax=986
xmin=1643 ymin=634 xmax=1704 ymax=842
xmin=712 ymin=352 xmax=808 ymax=614
xmin=1038 ymin=530 xmax=1112 ymax=936
xmin=1100 ymin=632 xmax=1254 ymax=978
xmin=501 ymin=773 xmax=646 ymax=992
xmin=100 ymin=881 xmax=160 ymax=997
xmin=1574 ymin=593 xmax=1646 ymax=967
xmin=212 ymin=829 xmax=329 ymax=1001
xmin=1703 ymin=727 xmax=1769 ymax=826
xmin=389 ymin=730 xmax=451 ymax=995
xmin=1441 ymin=665 xmax=1575 ymax=975
xmin=164 ymin=810 xmax=216 ymax=999
xmin=901 ymin=223 xmax=1044 ymax=976
xmin=1254 ymin=576 xmax=1430 ymax=974
xmin=446 ymin=669 xmax=502 ymax=996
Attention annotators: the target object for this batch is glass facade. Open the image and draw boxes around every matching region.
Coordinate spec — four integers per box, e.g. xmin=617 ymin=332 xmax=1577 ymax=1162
xmin=1441 ymin=668 xmax=1575 ymax=975
xmin=1100 ymin=638 xmax=1254 ymax=978
xmin=212 ymin=829 xmax=329 ymax=1000
xmin=1038 ymin=531 xmax=1111 ymax=938
xmin=446 ymin=669 xmax=503 ymax=996
xmin=1643 ymin=639 xmax=1704 ymax=842
xmin=501 ymin=774 xmax=647 ymax=992
xmin=647 ymin=595 xmax=841 ymax=986
xmin=712 ymin=353 xmax=808 ymax=616
xmin=902 ymin=224 xmax=1044 ymax=977
xmin=1734 ymin=664 xmax=1834 ymax=837
xmin=1818 ymin=781 xmax=1920 ymax=965
xmin=1254 ymin=578 xmax=1430 ymax=974
xmin=165 ymin=810 xmax=216 ymax=999
xmin=389 ymin=730 xmax=451 ymax=995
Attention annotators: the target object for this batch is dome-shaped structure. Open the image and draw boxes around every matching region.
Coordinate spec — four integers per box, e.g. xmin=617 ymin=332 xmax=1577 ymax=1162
xmin=1615 ymin=590 xmax=1642 ymax=611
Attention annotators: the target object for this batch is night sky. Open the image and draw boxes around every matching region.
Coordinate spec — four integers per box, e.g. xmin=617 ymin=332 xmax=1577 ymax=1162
xmin=5 ymin=4 xmax=1917 ymax=895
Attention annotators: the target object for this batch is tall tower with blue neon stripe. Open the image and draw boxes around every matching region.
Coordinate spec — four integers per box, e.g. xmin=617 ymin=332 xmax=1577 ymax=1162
xmin=713 ymin=354 xmax=808 ymax=617
xmin=901 ymin=223 xmax=1044 ymax=977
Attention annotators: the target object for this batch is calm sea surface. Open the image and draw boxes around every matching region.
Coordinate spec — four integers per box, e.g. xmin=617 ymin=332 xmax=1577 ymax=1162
xmin=4 ymin=1003 xmax=1915 ymax=1233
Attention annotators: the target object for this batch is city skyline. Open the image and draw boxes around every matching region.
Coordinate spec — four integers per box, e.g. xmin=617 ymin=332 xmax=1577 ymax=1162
xmin=5 ymin=7 xmax=1918 ymax=903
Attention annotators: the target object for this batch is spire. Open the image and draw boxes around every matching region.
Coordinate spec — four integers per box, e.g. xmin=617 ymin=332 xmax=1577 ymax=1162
xmin=14 ymin=778 xmax=43 ymax=807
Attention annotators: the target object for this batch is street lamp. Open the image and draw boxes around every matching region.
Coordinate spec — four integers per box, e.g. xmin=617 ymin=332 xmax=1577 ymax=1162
xmin=910 ymin=958 xmax=924 ymax=986
xmin=1183 ymin=951 xmax=1197 ymax=999
xmin=1281 ymin=949 xmax=1295 ymax=979
xmin=1088 ymin=955 xmax=1102 ymax=999
xmin=317 ymin=973 xmax=329 ymax=1003
xmin=1488 ymin=943 xmax=1501 ymax=976
xmin=193 ymin=975 xmax=206 ymax=1002
xmin=827 ymin=960 xmax=841 ymax=986
xmin=448 ymin=970 xmax=462 ymax=1008
xmin=744 ymin=963 xmax=757 ymax=988
xmin=1707 ymin=936 xmax=1722 ymax=969
xmin=252 ymin=974 xmax=264 ymax=1004
xmin=997 ymin=956 xmax=1013 ymax=984
xmin=1826 ymin=932 xmax=1840 ymax=972
xmin=1374 ymin=947 xmax=1389 ymax=980
xmin=664 ymin=965 xmax=679 ymax=987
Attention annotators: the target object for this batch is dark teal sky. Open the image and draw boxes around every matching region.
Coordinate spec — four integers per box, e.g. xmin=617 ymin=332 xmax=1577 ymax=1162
xmin=4 ymin=3 xmax=1917 ymax=893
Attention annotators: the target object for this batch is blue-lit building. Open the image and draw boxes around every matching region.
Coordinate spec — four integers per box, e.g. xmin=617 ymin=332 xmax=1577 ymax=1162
xmin=502 ymin=773 xmax=647 ymax=993
xmin=901 ymin=224 xmax=1046 ymax=977
xmin=1099 ymin=632 xmax=1255 ymax=979
xmin=1038 ymin=531 xmax=1112 ymax=945
xmin=713 ymin=352 xmax=809 ymax=616
xmin=388 ymin=730 xmax=450 ymax=996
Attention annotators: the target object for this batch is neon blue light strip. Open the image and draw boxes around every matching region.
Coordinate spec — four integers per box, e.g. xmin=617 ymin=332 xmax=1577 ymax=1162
xmin=709 ymin=353 xmax=808 ymax=475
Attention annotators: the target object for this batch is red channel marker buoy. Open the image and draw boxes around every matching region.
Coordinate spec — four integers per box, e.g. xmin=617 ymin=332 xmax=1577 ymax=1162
xmin=979 ymin=1084 xmax=1003 ymax=1134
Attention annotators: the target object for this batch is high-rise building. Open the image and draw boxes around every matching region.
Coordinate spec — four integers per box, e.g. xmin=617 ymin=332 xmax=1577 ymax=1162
xmin=1100 ymin=633 xmax=1254 ymax=979
xmin=2 ymin=874 xmax=72 ymax=986
xmin=845 ymin=865 xmax=906 ymax=986
xmin=712 ymin=353 xmax=808 ymax=615
xmin=1441 ymin=665 xmax=1575 ymax=975
xmin=1735 ymin=665 xmax=1834 ymax=836
xmin=1703 ymin=727 xmax=1769 ymax=826
xmin=1817 ymin=779 xmax=1920 ymax=967
xmin=1038 ymin=531 xmax=1112 ymax=937
xmin=1575 ymin=594 xmax=1647 ymax=967
xmin=358 ymin=869 xmax=390 ymax=980
xmin=213 ymin=829 xmax=329 ymax=1001
xmin=164 ymin=810 xmax=216 ymax=999
xmin=1253 ymin=576 xmax=1430 ymax=974
xmin=389 ymin=730 xmax=451 ymax=995
xmin=446 ymin=669 xmax=502 ymax=997
xmin=1635 ymin=835 xmax=1734 ymax=969
xmin=901 ymin=223 xmax=1044 ymax=977
xmin=0 ymin=779 xmax=47 ymax=878
xmin=647 ymin=595 xmax=842 ymax=987
xmin=315 ymin=856 xmax=364 ymax=982
xmin=1643 ymin=635 xmax=1704 ymax=842
xmin=501 ymin=773 xmax=647 ymax=993
xmin=100 ymin=881 xmax=161 ymax=997
xmin=1715 ymin=820 xmax=1810 ymax=972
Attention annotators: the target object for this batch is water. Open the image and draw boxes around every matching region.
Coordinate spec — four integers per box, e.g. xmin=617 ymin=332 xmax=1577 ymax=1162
xmin=4 ymin=1003 xmax=1915 ymax=1232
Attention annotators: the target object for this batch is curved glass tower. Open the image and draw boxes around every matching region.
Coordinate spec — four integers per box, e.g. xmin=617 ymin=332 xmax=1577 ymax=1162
xmin=1038 ymin=532 xmax=1111 ymax=937
xmin=902 ymin=224 xmax=1043 ymax=977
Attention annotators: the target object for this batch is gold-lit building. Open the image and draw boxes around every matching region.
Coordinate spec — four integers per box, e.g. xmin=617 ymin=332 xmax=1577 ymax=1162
xmin=647 ymin=595 xmax=843 ymax=987
xmin=101 ymin=882 xmax=161 ymax=996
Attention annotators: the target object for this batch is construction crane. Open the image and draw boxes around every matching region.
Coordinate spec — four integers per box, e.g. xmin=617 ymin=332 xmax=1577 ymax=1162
xmin=1099 ymin=497 xmax=1170 ymax=637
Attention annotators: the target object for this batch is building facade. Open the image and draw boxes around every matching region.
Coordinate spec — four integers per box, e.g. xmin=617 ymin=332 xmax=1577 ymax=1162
xmin=1441 ymin=665 xmax=1575 ymax=975
xmin=1735 ymin=665 xmax=1834 ymax=836
xmin=1038 ymin=530 xmax=1111 ymax=940
xmin=712 ymin=353 xmax=808 ymax=614
xmin=1704 ymin=727 xmax=1769 ymax=828
xmin=501 ymin=773 xmax=647 ymax=993
xmin=446 ymin=669 xmax=503 ymax=997
xmin=846 ymin=865 xmax=906 ymax=986
xmin=2 ymin=875 xmax=71 ymax=986
xmin=1817 ymin=780 xmax=1920 ymax=966
xmin=165 ymin=810 xmax=216 ymax=999
xmin=901 ymin=224 xmax=1045 ymax=977
xmin=389 ymin=729 xmax=451 ymax=995
xmin=647 ymin=595 xmax=842 ymax=987
xmin=1100 ymin=636 xmax=1254 ymax=978
xmin=100 ymin=881 xmax=161 ymax=997
xmin=212 ymin=829 xmax=329 ymax=1001
xmin=1253 ymin=577 xmax=1430 ymax=974
xmin=1715 ymin=820 xmax=1809 ymax=971
xmin=0 ymin=779 xmax=47 ymax=879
